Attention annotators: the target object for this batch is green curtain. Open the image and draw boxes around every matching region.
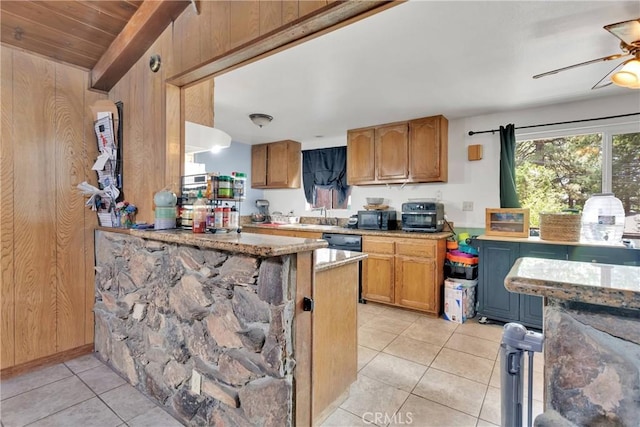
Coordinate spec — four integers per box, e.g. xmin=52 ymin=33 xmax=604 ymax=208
xmin=499 ymin=124 xmax=521 ymax=208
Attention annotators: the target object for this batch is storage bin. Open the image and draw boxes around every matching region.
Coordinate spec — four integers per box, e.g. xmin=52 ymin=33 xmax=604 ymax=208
xmin=444 ymin=261 xmax=478 ymax=280
xmin=539 ymin=212 xmax=581 ymax=242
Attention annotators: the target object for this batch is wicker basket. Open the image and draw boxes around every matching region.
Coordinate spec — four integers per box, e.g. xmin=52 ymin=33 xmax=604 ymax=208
xmin=539 ymin=212 xmax=582 ymax=242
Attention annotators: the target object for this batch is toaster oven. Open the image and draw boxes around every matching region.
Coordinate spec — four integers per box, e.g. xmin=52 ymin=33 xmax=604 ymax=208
xmin=401 ymin=202 xmax=445 ymax=232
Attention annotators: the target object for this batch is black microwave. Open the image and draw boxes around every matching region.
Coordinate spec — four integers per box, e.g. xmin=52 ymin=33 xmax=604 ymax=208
xmin=357 ymin=210 xmax=397 ymax=230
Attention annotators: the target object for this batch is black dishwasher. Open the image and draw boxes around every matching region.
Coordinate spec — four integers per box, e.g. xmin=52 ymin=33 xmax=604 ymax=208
xmin=321 ymin=233 xmax=364 ymax=303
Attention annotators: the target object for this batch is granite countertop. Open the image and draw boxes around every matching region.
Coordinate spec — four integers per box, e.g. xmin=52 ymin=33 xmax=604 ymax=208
xmin=314 ymin=248 xmax=367 ymax=272
xmin=98 ymin=227 xmax=327 ymax=257
xmin=505 ymin=257 xmax=640 ymax=309
xmin=244 ymin=223 xmax=452 ymax=240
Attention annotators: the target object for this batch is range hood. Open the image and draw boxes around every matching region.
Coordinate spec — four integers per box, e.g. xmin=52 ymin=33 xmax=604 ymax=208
xmin=185 ymin=121 xmax=232 ymax=154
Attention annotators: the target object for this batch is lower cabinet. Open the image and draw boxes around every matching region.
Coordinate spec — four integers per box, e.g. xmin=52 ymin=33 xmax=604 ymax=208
xmin=478 ymin=239 xmax=640 ymax=329
xmin=362 ymin=236 xmax=445 ymax=315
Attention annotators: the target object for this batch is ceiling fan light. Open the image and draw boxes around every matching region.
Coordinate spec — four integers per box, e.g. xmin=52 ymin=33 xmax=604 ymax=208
xmin=611 ymin=59 xmax=640 ymax=88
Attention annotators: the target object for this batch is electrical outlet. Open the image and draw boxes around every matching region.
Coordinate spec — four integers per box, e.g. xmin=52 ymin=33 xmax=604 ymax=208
xmin=462 ymin=201 xmax=474 ymax=211
xmin=191 ymin=370 xmax=201 ymax=394
xmin=436 ymin=190 xmax=442 ymax=201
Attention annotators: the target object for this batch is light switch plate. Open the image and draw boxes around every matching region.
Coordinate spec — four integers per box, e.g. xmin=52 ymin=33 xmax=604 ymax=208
xmin=191 ymin=370 xmax=201 ymax=394
xmin=462 ymin=201 xmax=474 ymax=211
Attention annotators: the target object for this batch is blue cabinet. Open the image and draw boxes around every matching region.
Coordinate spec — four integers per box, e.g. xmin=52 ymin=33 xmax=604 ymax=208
xmin=478 ymin=238 xmax=640 ymax=329
xmin=478 ymin=242 xmax=520 ymax=324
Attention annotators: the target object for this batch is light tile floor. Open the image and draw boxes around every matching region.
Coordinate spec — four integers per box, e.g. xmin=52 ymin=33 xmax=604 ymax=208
xmin=1 ymin=303 xmax=544 ymax=427
xmin=322 ymin=302 xmax=544 ymax=427
xmin=0 ymin=354 xmax=181 ymax=427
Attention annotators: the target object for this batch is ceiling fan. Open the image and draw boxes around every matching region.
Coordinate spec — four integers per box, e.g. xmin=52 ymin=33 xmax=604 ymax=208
xmin=533 ymin=18 xmax=640 ymax=89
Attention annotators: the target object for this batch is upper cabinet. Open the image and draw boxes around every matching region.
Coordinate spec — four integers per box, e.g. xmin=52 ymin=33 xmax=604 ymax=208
xmin=347 ymin=115 xmax=448 ymax=185
xmin=251 ymin=140 xmax=301 ymax=189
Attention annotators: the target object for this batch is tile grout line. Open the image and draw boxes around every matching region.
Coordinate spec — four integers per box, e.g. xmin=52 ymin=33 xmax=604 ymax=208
xmin=74 ymin=369 xmax=128 ymax=425
xmin=0 ymin=367 xmax=75 ymax=403
xmin=21 ymin=372 xmax=98 ymax=427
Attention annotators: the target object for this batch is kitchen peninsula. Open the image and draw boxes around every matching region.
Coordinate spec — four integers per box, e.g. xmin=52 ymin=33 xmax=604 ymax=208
xmin=93 ymin=228 xmax=365 ymax=426
xmin=505 ymin=257 xmax=640 ymax=426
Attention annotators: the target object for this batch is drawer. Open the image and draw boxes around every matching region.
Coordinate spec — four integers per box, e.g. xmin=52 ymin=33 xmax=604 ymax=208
xmin=363 ymin=237 xmax=395 ymax=254
xmin=396 ymin=240 xmax=436 ymax=258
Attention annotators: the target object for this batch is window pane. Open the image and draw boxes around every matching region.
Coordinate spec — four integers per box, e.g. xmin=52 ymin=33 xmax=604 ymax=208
xmin=516 ymin=134 xmax=602 ymax=226
xmin=612 ymin=132 xmax=640 ymax=235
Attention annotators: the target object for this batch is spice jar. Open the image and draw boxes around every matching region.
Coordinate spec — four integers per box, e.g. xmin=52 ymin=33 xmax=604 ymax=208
xmin=217 ymin=175 xmax=233 ymax=199
xmin=222 ymin=206 xmax=231 ymax=228
xmin=232 ymin=172 xmax=247 ymax=200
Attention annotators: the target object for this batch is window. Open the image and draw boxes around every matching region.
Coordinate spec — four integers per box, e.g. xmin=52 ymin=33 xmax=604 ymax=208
xmin=309 ymin=187 xmax=351 ymax=210
xmin=516 ymin=127 xmax=639 ymax=236
xmin=302 ymin=147 xmax=351 ymax=210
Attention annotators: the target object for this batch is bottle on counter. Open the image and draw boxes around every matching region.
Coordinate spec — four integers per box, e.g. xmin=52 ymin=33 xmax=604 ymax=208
xmin=232 ymin=172 xmax=247 ymax=200
xmin=214 ymin=207 xmax=224 ymax=228
xmin=222 ymin=205 xmax=231 ymax=228
xmin=192 ymin=190 xmax=207 ymax=233
xmin=229 ymin=206 xmax=239 ymax=230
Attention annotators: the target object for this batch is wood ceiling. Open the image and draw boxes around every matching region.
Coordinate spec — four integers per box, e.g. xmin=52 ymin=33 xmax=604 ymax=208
xmin=1 ymin=1 xmax=142 ymax=70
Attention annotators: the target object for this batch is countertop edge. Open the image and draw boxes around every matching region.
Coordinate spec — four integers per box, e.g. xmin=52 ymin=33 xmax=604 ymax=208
xmin=505 ymin=257 xmax=640 ymax=310
xmin=97 ymin=227 xmax=328 ymax=257
xmin=315 ymin=249 xmax=368 ymax=272
xmin=244 ymin=224 xmax=452 ymax=239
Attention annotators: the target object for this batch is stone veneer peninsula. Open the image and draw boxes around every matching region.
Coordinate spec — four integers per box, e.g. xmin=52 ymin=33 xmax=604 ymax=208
xmin=505 ymin=257 xmax=640 ymax=426
xmin=93 ymin=229 xmax=331 ymax=426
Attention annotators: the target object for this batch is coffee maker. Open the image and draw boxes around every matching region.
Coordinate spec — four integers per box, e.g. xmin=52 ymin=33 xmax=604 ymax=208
xmin=255 ymin=199 xmax=271 ymax=223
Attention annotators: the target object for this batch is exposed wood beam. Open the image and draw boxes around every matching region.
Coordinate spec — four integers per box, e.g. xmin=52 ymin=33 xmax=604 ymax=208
xmin=91 ymin=0 xmax=189 ymax=91
xmin=167 ymin=1 xmax=398 ymax=87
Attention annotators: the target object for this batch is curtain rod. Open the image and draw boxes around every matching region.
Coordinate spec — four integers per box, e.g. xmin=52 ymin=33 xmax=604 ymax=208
xmin=467 ymin=111 xmax=640 ymax=136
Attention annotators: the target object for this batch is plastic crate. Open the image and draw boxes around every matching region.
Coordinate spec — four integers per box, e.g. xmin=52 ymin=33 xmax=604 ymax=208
xmin=444 ymin=261 xmax=478 ymax=280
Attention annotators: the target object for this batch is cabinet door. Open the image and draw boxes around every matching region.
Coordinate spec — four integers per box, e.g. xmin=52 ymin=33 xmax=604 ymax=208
xmin=375 ymin=123 xmax=408 ymax=180
xmin=267 ymin=141 xmax=290 ymax=187
xmin=395 ymin=256 xmax=437 ymax=313
xmin=408 ymin=116 xmax=447 ymax=182
xmin=568 ymin=246 xmax=639 ymax=266
xmin=362 ymin=236 xmax=395 ymax=303
xmin=478 ymin=241 xmax=519 ymax=323
xmin=347 ymin=129 xmax=375 ymax=184
xmin=251 ymin=144 xmax=267 ymax=188
xmin=518 ymin=243 xmax=566 ymax=328
xmin=361 ymin=254 xmax=395 ymax=303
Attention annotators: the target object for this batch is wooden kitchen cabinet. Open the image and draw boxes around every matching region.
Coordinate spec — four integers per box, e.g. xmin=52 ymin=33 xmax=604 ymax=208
xmin=346 ymin=129 xmax=375 ymax=183
xmin=362 ymin=236 xmax=446 ymax=314
xmin=395 ymin=240 xmax=443 ymax=314
xmin=408 ymin=115 xmax=448 ymax=182
xmin=347 ymin=115 xmax=448 ymax=185
xmin=376 ymin=124 xmax=409 ymax=180
xmin=362 ymin=237 xmax=395 ymax=303
xmin=251 ymin=140 xmax=301 ymax=189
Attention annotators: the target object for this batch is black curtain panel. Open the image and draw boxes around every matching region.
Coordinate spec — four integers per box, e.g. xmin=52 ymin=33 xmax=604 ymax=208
xmin=499 ymin=124 xmax=521 ymax=208
xmin=302 ymin=146 xmax=350 ymax=205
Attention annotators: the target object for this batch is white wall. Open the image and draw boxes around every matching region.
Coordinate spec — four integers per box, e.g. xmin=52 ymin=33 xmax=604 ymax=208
xmin=263 ymin=93 xmax=640 ymax=226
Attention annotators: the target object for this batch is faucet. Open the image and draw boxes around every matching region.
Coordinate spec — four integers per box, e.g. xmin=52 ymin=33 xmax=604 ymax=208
xmin=312 ymin=206 xmax=329 ymax=224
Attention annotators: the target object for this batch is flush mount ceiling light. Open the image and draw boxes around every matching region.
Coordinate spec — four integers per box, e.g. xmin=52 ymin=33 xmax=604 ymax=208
xmin=249 ymin=113 xmax=273 ymax=128
xmin=185 ymin=121 xmax=232 ymax=154
xmin=611 ymin=55 xmax=640 ymax=88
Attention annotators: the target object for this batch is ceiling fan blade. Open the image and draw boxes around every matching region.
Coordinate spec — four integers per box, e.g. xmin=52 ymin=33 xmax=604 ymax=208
xmin=591 ymin=60 xmax=626 ymax=90
xmin=532 ymin=53 xmax=627 ymax=79
xmin=604 ymin=18 xmax=640 ymax=47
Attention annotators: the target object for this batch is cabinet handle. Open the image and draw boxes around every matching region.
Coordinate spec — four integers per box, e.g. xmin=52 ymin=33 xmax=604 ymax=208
xmin=303 ymin=297 xmax=314 ymax=312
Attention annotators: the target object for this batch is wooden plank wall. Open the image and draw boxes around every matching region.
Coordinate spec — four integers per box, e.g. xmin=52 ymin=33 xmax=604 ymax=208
xmin=112 ymin=1 xmax=331 ymax=224
xmin=109 ymin=25 xmax=174 ymax=224
xmin=1 ymin=0 xmax=348 ymax=371
xmin=0 ymin=46 xmax=105 ymax=369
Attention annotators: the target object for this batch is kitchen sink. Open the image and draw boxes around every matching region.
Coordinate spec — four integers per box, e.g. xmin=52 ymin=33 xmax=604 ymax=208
xmin=278 ymin=224 xmax=343 ymax=231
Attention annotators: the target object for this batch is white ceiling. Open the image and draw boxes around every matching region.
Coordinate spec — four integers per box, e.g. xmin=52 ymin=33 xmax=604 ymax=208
xmin=213 ymin=1 xmax=640 ymax=146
